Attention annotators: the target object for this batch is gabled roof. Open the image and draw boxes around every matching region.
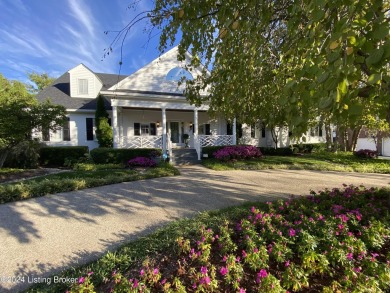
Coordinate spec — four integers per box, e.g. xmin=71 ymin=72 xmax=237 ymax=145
xmin=35 ymin=72 xmax=127 ymax=110
xmin=109 ymin=46 xmax=209 ymax=95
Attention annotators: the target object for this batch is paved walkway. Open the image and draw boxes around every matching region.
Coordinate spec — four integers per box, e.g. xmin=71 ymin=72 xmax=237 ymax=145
xmin=0 ymin=166 xmax=389 ymax=292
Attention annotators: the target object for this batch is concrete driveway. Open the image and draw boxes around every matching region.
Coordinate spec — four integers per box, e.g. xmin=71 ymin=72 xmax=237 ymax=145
xmin=0 ymin=166 xmax=389 ymax=292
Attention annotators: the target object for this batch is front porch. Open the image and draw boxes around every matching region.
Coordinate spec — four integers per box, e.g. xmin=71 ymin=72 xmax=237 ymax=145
xmin=110 ymin=105 xmax=237 ymax=160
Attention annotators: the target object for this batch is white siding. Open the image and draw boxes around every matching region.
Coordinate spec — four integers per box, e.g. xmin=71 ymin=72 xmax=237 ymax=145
xmin=356 ymin=138 xmax=377 ymax=151
xmin=383 ymin=138 xmax=390 ymax=157
xmin=68 ymin=64 xmax=102 ymax=99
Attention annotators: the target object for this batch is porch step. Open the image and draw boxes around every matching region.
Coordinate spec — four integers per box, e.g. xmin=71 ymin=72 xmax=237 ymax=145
xmin=171 ymin=149 xmax=199 ymax=165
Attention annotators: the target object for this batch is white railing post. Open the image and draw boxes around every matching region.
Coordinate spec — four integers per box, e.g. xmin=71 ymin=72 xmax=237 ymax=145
xmin=112 ymin=105 xmax=119 ymax=148
xmin=233 ymin=118 xmax=237 ymax=145
xmin=162 ymin=108 xmax=167 ymax=154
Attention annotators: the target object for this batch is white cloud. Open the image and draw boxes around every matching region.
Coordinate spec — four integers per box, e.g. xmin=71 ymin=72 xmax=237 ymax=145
xmin=67 ymin=0 xmax=96 ymax=37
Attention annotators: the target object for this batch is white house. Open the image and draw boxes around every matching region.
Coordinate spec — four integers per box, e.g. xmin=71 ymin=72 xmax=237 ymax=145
xmin=36 ymin=46 xmax=327 ymax=159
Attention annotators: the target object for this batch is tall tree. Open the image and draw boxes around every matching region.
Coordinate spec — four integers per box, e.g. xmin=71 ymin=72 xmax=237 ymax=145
xmin=27 ymin=72 xmax=56 ymax=93
xmin=95 ymin=96 xmax=113 ymax=148
xmin=0 ymin=74 xmax=66 ymax=167
xmin=113 ymin=0 xmax=390 ymax=138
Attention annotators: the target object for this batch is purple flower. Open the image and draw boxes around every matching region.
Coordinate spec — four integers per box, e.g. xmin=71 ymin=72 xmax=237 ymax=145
xmin=133 ymin=279 xmax=139 ymax=288
xmin=239 ymin=289 xmax=246 ymax=293
xmin=347 ymin=253 xmax=354 ymax=260
xmin=220 ymin=266 xmax=228 ymax=276
xmin=200 ymin=266 xmax=208 ymax=275
xmin=140 ymin=269 xmax=145 ymax=276
xmin=289 ymin=228 xmax=296 ymax=237
xmin=242 ymin=250 xmax=247 ymax=258
xmin=78 ymin=277 xmax=85 ymax=284
xmin=153 ymin=268 xmax=159 ymax=275
xmin=128 ymin=156 xmax=157 ymax=167
xmin=285 ymin=260 xmax=290 ymax=267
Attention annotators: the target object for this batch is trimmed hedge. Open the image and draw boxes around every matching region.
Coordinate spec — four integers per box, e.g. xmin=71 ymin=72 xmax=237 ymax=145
xmin=260 ymin=147 xmax=293 ymax=156
xmin=90 ymin=148 xmax=162 ymax=164
xmin=40 ymin=146 xmax=89 ymax=167
xmin=201 ymin=146 xmax=227 ymax=159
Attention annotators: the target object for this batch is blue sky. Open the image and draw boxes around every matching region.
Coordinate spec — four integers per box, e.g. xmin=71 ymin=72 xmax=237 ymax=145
xmin=0 ymin=0 xmax=173 ymax=83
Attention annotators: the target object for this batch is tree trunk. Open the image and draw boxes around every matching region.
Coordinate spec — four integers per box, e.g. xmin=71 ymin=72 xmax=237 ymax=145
xmin=336 ymin=126 xmax=347 ymax=151
xmin=271 ymin=128 xmax=278 ymax=149
xmin=325 ymin=122 xmax=332 ymax=151
xmin=347 ymin=126 xmax=362 ymax=152
xmin=0 ymin=149 xmax=10 ymax=168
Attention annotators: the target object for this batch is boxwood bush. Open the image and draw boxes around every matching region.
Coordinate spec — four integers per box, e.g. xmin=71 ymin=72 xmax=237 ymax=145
xmin=40 ymin=146 xmax=89 ymax=167
xmin=90 ymin=148 xmax=162 ymax=164
xmin=201 ymin=146 xmax=227 ymax=159
xmin=260 ymin=147 xmax=293 ymax=156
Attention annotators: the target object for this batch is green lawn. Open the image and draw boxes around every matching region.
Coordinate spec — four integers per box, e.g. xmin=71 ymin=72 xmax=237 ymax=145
xmin=202 ymin=152 xmax=390 ymax=173
xmin=0 ymin=163 xmax=179 ymax=204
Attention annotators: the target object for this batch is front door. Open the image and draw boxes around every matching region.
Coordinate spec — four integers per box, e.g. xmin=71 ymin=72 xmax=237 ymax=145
xmin=169 ymin=121 xmax=183 ymax=148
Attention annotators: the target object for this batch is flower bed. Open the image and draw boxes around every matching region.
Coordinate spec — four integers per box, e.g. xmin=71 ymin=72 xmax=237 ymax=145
xmin=128 ymin=157 xmax=157 ymax=168
xmin=353 ymin=149 xmax=378 ymax=159
xmin=69 ymin=185 xmax=390 ymax=292
xmin=213 ymin=145 xmax=263 ymax=161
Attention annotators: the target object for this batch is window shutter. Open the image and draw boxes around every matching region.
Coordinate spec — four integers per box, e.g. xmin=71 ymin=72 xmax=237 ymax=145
xmin=227 ymin=123 xmax=233 ymax=135
xmin=205 ymin=124 xmax=211 ymax=135
xmin=86 ymin=118 xmax=94 ymax=141
xmin=134 ymin=123 xmax=141 ymax=136
xmin=63 ymin=117 xmax=71 ymax=141
xmin=150 ymin=123 xmax=156 ymax=135
xmin=261 ymin=126 xmax=266 ymax=138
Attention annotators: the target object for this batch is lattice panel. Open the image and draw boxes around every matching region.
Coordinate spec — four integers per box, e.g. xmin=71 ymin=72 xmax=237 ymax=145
xmin=121 ymin=136 xmax=162 ymax=148
xmin=199 ymin=135 xmax=233 ymax=147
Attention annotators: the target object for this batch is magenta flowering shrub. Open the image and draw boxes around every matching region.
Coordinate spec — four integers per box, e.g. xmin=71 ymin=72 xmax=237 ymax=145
xmin=128 ymin=156 xmax=157 ymax=168
xmin=69 ymin=185 xmax=390 ymax=292
xmin=353 ymin=149 xmax=378 ymax=159
xmin=213 ymin=145 xmax=263 ymax=161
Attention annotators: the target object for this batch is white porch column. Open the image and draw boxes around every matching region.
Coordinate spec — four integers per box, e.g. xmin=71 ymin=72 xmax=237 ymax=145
xmin=112 ymin=105 xmax=119 ymax=148
xmin=232 ymin=118 xmax=237 ymax=145
xmin=194 ymin=109 xmax=198 ymax=136
xmin=162 ymin=108 xmax=167 ymax=152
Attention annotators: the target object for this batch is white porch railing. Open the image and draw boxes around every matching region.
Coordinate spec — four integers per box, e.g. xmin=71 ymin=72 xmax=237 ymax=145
xmin=120 ymin=136 xmax=163 ymax=148
xmin=199 ymin=135 xmax=234 ymax=147
xmin=193 ymin=135 xmax=234 ymax=160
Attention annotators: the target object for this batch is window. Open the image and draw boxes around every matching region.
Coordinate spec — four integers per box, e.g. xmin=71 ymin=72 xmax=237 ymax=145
xmin=261 ymin=126 xmax=266 ymax=138
xmin=78 ymin=79 xmax=88 ymax=95
xmin=198 ymin=124 xmax=211 ymax=135
xmin=63 ymin=117 xmax=70 ymax=141
xmin=42 ymin=117 xmax=70 ymax=141
xmin=134 ymin=123 xmax=157 ymax=136
xmin=226 ymin=122 xmax=242 ymax=138
xmin=250 ymin=124 xmax=256 ymax=138
xmin=86 ymin=118 xmax=95 ymax=141
xmin=166 ymin=67 xmax=194 ymax=81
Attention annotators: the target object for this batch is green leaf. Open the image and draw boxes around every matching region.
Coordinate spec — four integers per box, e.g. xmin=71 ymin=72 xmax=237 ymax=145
xmin=318 ymin=95 xmax=333 ymax=109
xmin=338 ymin=79 xmax=348 ymax=95
xmin=367 ymin=73 xmax=381 ymax=85
xmin=349 ymin=104 xmax=364 ymax=115
xmin=347 ymin=36 xmax=357 ymax=46
xmin=317 ymin=72 xmax=329 ymax=84
xmin=366 ymin=47 xmax=384 ymax=66
xmin=372 ymin=23 xmax=389 ymax=40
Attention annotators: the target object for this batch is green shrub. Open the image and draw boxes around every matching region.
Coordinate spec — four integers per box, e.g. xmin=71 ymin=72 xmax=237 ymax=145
xmin=201 ymin=146 xmax=227 ymax=158
xmin=90 ymin=148 xmax=162 ymax=164
xmin=4 ymin=140 xmax=43 ymax=168
xmin=40 ymin=146 xmax=89 ymax=167
xmin=260 ymin=147 xmax=293 ymax=156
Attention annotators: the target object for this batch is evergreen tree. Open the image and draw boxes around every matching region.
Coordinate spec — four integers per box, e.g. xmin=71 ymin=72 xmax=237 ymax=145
xmin=95 ymin=96 xmax=113 ymax=148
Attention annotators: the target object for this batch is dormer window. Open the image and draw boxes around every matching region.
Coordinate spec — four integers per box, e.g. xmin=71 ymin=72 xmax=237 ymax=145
xmin=166 ymin=67 xmax=193 ymax=81
xmin=78 ymin=79 xmax=88 ymax=95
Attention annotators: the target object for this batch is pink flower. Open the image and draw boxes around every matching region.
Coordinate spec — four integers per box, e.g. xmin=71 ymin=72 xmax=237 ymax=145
xmin=289 ymin=228 xmax=296 ymax=237
xmin=200 ymin=276 xmax=211 ymax=285
xmin=242 ymin=250 xmax=247 ymax=258
xmin=153 ymin=268 xmax=159 ymax=275
xmin=256 ymin=269 xmax=268 ymax=283
xmin=133 ymin=279 xmax=139 ymax=288
xmin=220 ymin=266 xmax=228 ymax=276
xmin=239 ymin=289 xmax=246 ymax=293
xmin=140 ymin=269 xmax=145 ymax=276
xmin=347 ymin=253 xmax=354 ymax=260
xmin=87 ymin=271 xmax=94 ymax=276
xmin=78 ymin=277 xmax=85 ymax=284
xmin=285 ymin=260 xmax=290 ymax=267
xmin=161 ymin=279 xmax=166 ymax=285
xmin=200 ymin=266 xmax=207 ymax=275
